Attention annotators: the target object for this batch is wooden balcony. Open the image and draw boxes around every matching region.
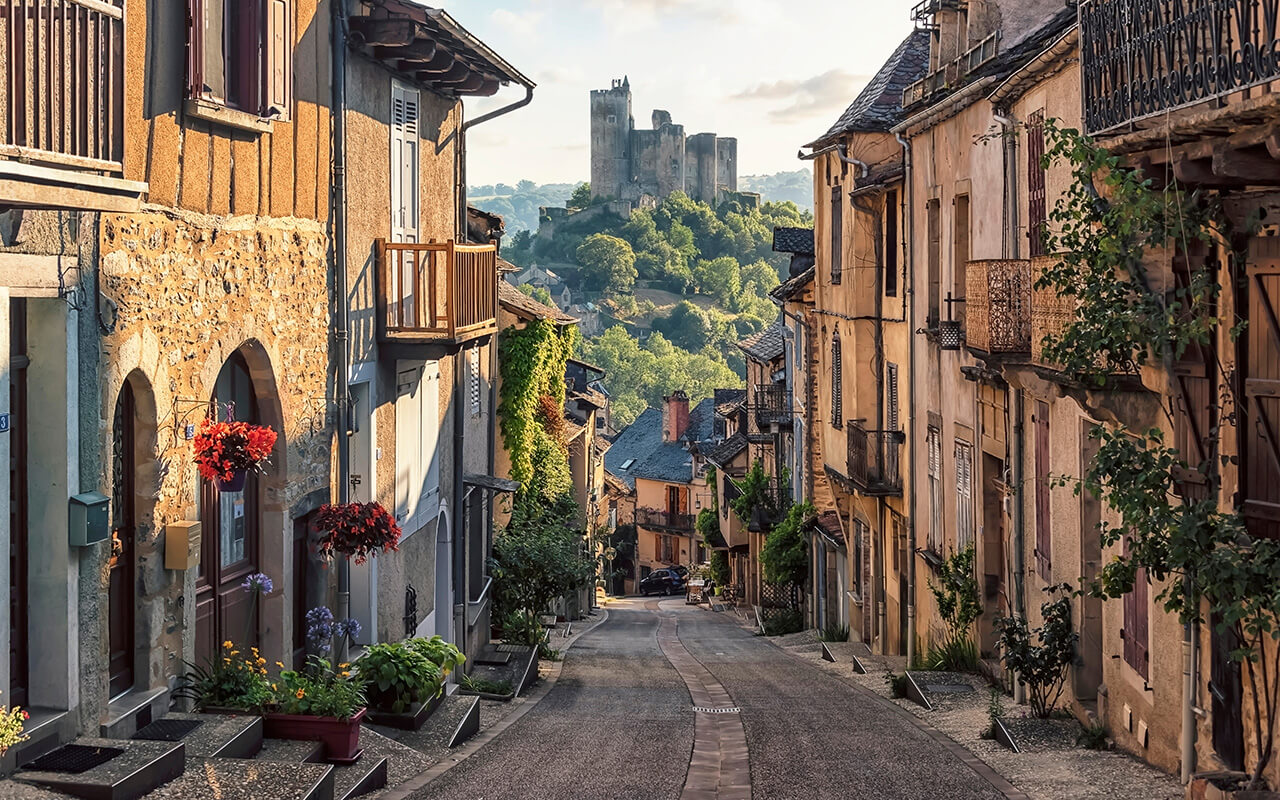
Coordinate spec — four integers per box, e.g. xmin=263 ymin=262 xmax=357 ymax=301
xmin=1081 ymin=0 xmax=1280 ymax=135
xmin=754 ymin=385 xmax=791 ymax=429
xmin=1 ymin=0 xmax=124 ymax=171
xmin=965 ymin=259 xmax=1030 ymax=355
xmin=846 ymin=421 xmax=904 ymax=497
xmin=376 ymin=239 xmax=498 ymax=346
xmin=636 ymin=507 xmax=695 ymax=533
xmin=1031 ymin=255 xmax=1071 ymax=370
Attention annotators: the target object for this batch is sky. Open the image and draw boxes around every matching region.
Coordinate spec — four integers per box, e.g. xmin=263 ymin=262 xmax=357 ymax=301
xmin=458 ymin=0 xmax=916 ymax=187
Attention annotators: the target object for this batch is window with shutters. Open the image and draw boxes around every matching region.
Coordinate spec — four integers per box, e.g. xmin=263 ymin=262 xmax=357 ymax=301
xmin=886 ymin=363 xmax=899 ymax=431
xmin=468 ymin=346 xmax=482 ymax=417
xmin=390 ymin=82 xmax=421 ymax=244
xmin=1034 ymin=401 xmax=1052 ymax=580
xmin=1122 ymin=538 xmax=1150 ymax=679
xmin=1027 ymin=110 xmax=1047 ymax=257
xmin=186 ymin=0 xmax=292 ymax=119
xmin=831 ymin=333 xmax=843 ymax=429
xmin=955 ymin=439 xmax=974 ymax=549
xmin=884 ymin=189 xmax=899 ymax=297
xmin=852 ymin=519 xmax=866 ymax=599
xmin=830 ymin=186 xmax=843 ymax=285
xmin=927 ymin=198 xmax=942 ymax=327
xmin=927 ymin=425 xmax=942 ymax=552
xmin=394 ymin=361 xmax=441 ymax=537
xmin=953 ymin=194 xmax=970 ymax=327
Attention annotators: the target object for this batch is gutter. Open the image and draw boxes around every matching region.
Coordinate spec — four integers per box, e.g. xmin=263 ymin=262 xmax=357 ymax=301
xmin=897 ymin=131 xmax=919 ymax=667
xmin=987 ymin=27 xmax=1078 ymax=108
xmin=892 ymin=76 xmax=999 ymax=138
xmin=797 ymin=142 xmax=869 ymax=178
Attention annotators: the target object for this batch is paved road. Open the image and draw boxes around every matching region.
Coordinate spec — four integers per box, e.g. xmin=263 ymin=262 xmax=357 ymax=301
xmin=420 ymin=598 xmax=1008 ymax=800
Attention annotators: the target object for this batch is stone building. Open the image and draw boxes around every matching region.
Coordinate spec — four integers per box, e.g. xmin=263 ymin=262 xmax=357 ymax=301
xmin=590 ymin=77 xmax=738 ymax=206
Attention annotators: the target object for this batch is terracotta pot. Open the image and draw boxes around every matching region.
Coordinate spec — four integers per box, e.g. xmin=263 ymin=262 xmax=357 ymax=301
xmin=216 ymin=469 xmax=248 ymax=493
xmin=262 ymin=707 xmax=366 ymax=764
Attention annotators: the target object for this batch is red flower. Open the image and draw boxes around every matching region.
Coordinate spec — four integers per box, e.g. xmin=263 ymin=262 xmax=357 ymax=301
xmin=315 ymin=502 xmax=402 ymax=564
xmin=193 ymin=417 xmax=278 ymax=482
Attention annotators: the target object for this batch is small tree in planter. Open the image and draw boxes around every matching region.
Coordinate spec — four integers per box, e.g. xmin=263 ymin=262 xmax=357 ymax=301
xmin=996 ymin=584 xmax=1077 ymax=718
xmin=927 ymin=545 xmax=982 ymax=672
xmin=193 ymin=413 xmax=277 ymax=492
xmin=315 ymin=502 xmax=402 ymax=564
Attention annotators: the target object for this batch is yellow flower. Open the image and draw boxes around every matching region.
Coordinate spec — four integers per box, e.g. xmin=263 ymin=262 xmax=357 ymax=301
xmin=271 ymin=684 xmax=278 ymax=691
xmin=257 ymin=658 xmax=267 ymax=666
xmin=223 ymin=658 xmax=231 ymax=664
xmin=222 ymin=640 xmax=233 ymax=649
xmin=276 ymin=661 xmax=285 ymax=669
xmin=229 ymin=650 xmax=239 ymax=656
xmin=340 ymin=671 xmax=350 ymax=677
xmin=295 ymin=688 xmax=305 ymax=699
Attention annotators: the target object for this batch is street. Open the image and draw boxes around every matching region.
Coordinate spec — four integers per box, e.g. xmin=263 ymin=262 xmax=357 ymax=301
xmin=416 ymin=599 xmax=1011 ymax=799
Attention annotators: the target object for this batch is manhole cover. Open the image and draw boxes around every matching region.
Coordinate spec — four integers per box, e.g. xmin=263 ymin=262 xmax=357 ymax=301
xmin=134 ymin=718 xmax=203 ymax=742
xmin=692 ymin=706 xmax=741 ymax=714
xmin=924 ymin=684 xmax=975 ymax=693
xmin=23 ymin=744 xmax=124 ymax=774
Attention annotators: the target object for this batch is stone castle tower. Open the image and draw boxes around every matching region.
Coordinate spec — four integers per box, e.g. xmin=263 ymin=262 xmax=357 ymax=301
xmin=588 ymin=77 xmax=737 ymax=206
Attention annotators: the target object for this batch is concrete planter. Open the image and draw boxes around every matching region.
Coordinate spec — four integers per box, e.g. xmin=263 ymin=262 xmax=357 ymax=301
xmin=364 ymin=692 xmax=444 ymax=731
xmin=262 ymin=707 xmax=366 ymax=764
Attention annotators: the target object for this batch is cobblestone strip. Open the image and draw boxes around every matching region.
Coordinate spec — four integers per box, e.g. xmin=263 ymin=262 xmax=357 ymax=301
xmin=656 ymin=612 xmax=751 ymax=800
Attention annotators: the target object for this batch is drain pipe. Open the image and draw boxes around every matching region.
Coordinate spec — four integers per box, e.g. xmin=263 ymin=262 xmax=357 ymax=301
xmin=896 ymin=131 xmax=919 ymax=667
xmin=1180 ymin=575 xmax=1198 ymax=783
xmin=332 ymin=0 xmax=352 ymax=659
xmin=1011 ymin=388 xmax=1027 ymax=704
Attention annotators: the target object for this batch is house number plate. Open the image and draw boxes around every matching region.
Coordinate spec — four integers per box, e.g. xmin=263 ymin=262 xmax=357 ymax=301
xmin=0 ymin=413 xmax=9 ymax=433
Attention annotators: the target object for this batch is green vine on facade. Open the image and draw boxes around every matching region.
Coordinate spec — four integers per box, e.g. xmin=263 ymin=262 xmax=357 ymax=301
xmin=498 ymin=320 xmax=579 ymax=501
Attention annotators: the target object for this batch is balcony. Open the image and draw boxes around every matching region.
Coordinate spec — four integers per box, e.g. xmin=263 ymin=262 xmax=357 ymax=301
xmin=1 ymin=0 xmax=124 ymax=170
xmin=902 ymin=33 xmax=999 ymax=110
xmin=846 ymin=421 xmax=904 ymax=497
xmin=376 ymin=240 xmax=498 ymax=345
xmin=1031 ymin=255 xmax=1071 ymax=369
xmin=965 ymin=259 xmax=1030 ymax=355
xmin=1081 ymin=0 xmax=1280 ymax=135
xmin=754 ymin=385 xmax=792 ymax=429
xmin=636 ymin=507 xmax=695 ymax=532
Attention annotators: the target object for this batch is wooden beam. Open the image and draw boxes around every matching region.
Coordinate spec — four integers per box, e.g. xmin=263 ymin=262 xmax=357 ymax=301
xmin=429 ymin=61 xmax=473 ymax=85
xmin=348 ymin=17 xmax=416 ymax=47
xmin=414 ymin=49 xmax=454 ymax=74
xmin=457 ymin=75 xmax=501 ymax=97
xmin=374 ymin=39 xmax=435 ymax=61
xmin=1213 ymin=145 xmax=1280 ymax=183
xmin=1172 ymin=157 xmax=1249 ymax=188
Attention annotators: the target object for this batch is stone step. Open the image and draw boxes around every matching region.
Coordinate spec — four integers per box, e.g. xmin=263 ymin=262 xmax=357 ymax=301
xmin=137 ymin=757 xmax=334 ymax=800
xmin=14 ymin=737 xmax=185 ymax=800
xmin=472 ymin=645 xmax=511 ymax=666
xmin=136 ymin=712 xmax=263 ymax=760
xmin=251 ymin=733 xmax=387 ymax=800
xmin=254 ymin=737 xmax=325 ymax=764
xmin=364 ymin=694 xmax=479 ymax=760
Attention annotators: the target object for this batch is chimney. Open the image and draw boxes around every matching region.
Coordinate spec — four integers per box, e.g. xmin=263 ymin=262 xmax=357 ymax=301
xmin=663 ymin=390 xmax=690 ymax=443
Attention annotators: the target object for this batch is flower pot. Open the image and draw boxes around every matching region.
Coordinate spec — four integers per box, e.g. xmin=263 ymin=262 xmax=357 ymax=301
xmin=216 ymin=470 xmax=248 ymax=493
xmin=262 ymin=707 xmax=366 ymax=764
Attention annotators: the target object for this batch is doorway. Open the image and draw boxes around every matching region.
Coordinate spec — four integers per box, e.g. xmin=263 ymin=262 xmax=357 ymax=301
xmin=1075 ymin=423 xmax=1104 ymax=702
xmin=196 ymin=352 xmax=264 ymax=663
xmin=980 ymin=454 xmax=1006 ymax=656
xmin=8 ymin=299 xmax=28 ymax=707
xmin=1210 ymin=615 xmax=1245 ymax=771
xmin=108 ymin=381 xmax=138 ymax=697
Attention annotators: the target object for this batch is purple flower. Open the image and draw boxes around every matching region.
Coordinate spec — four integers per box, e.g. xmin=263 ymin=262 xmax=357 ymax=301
xmin=336 ymin=618 xmax=362 ymax=640
xmin=305 ymin=606 xmax=336 ymax=654
xmin=305 ymin=606 xmax=334 ymax=626
xmin=241 ymin=572 xmax=273 ymax=595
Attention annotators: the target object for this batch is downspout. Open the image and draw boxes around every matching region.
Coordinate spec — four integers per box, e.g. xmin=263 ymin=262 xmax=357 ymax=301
xmin=333 ymin=0 xmax=352 ymax=658
xmin=992 ymin=113 xmax=1018 ymax=259
xmin=897 ymin=131 xmax=918 ymax=667
xmin=1011 ymin=388 xmax=1027 ymax=704
xmin=1181 ymin=575 xmax=1197 ymax=782
xmin=797 ymin=142 xmax=869 ymax=178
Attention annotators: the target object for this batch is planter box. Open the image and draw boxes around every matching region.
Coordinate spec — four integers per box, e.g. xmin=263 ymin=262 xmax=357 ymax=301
xmin=458 ymin=689 xmax=515 ymax=701
xmin=365 ymin=692 xmax=444 ymax=731
xmin=262 ymin=707 xmax=366 ymax=764
xmin=1188 ymin=772 xmax=1278 ymax=800
xmin=199 ymin=705 xmax=259 ymax=716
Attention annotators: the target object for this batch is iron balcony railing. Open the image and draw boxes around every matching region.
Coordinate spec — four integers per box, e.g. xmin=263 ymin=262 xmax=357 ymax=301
xmin=1080 ymin=0 xmax=1280 ymax=135
xmin=846 ymin=421 xmax=904 ymax=497
xmin=965 ymin=259 xmax=1031 ymax=354
xmin=376 ymin=239 xmax=498 ymax=344
xmin=1 ymin=0 xmax=125 ymax=170
xmin=754 ymin=384 xmax=792 ymax=428
xmin=636 ymin=507 xmax=695 ymax=532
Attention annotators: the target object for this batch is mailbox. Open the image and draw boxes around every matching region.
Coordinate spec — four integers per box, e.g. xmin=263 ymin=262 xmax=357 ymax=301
xmin=69 ymin=492 xmax=110 ymax=546
xmin=165 ymin=521 xmax=202 ymax=571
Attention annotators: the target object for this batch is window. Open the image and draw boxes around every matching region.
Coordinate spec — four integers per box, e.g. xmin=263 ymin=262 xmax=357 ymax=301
xmin=394 ymin=362 xmax=441 ymax=536
xmin=953 ymin=194 xmax=970 ymax=326
xmin=830 ymin=186 xmax=844 ymax=285
xmin=927 ymin=425 xmax=942 ymax=552
xmin=890 ymin=511 xmax=908 ymax=574
xmin=955 ymin=439 xmax=974 ymax=549
xmin=658 ymin=535 xmax=677 ymax=564
xmin=468 ymin=346 xmax=482 ymax=417
xmin=886 ymin=363 xmax=899 ymax=431
xmin=187 ymin=0 xmax=292 ymax=117
xmin=391 ymin=82 xmax=421 ymax=244
xmin=1027 ymin=110 xmax=1047 ymax=257
xmin=1034 ymin=400 xmax=1052 ymax=580
xmin=884 ymin=189 xmax=899 ymax=297
xmin=1122 ymin=538 xmax=1150 ymax=679
xmin=831 ymin=333 xmax=843 ymax=428
xmin=927 ymin=198 xmax=941 ymax=327
xmin=606 ymin=114 xmax=617 ymax=124
xmin=852 ymin=519 xmax=866 ymax=599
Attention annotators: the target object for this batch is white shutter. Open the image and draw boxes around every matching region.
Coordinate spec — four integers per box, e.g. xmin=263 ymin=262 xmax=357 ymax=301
xmin=420 ymin=361 xmax=441 ymax=521
xmin=390 ymin=81 xmax=420 ymax=244
xmin=468 ymin=346 xmax=481 ymax=416
xmin=886 ymin=363 xmax=899 ymax=431
xmin=955 ymin=440 xmax=974 ymax=549
xmin=395 ymin=367 xmax=419 ymax=526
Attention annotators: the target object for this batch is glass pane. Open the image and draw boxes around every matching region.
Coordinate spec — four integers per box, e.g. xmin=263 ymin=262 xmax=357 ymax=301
xmin=220 ymin=488 xmax=247 ymax=567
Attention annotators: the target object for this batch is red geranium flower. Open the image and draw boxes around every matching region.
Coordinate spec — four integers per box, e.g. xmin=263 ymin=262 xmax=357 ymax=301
xmin=193 ymin=417 xmax=278 ymax=482
xmin=315 ymin=502 xmax=402 ymax=564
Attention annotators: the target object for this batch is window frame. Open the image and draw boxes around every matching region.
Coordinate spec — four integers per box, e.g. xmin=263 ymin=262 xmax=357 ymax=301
xmin=186 ymin=0 xmax=292 ymax=122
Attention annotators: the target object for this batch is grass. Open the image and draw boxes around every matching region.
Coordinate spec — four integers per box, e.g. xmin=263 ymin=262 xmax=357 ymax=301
xmin=1076 ymin=721 xmax=1110 ymax=750
xmin=817 ymin=624 xmax=850 ymax=643
xmin=459 ymin=674 xmax=513 ymax=696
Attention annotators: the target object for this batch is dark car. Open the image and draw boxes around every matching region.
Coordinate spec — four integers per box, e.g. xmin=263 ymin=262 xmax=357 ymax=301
xmin=638 ymin=568 xmax=685 ymax=596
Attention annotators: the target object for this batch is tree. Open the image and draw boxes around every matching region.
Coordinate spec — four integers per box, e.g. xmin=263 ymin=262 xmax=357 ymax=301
xmin=693 ymin=256 xmax=741 ymax=303
xmin=568 ymin=182 xmax=592 ymax=209
xmin=516 ymin=179 xmax=536 ymax=193
xmin=651 ymin=301 xmax=713 ymax=352
xmin=518 ymin=283 xmax=554 ymax=306
xmin=576 ymin=234 xmax=637 ymax=295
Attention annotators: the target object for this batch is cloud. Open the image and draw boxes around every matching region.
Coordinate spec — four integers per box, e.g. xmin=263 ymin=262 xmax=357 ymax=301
xmin=732 ymin=69 xmax=871 ymax=121
xmin=572 ymin=0 xmax=743 ymax=29
xmin=490 ymin=7 xmax=545 ymax=34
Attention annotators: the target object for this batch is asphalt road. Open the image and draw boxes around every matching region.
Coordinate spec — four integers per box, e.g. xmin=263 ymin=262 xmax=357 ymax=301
xmin=420 ymin=598 xmax=1008 ymax=800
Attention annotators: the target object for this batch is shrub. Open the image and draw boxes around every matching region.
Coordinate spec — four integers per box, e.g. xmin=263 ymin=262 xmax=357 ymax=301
xmin=1077 ymin=722 xmax=1109 ymax=750
xmin=982 ymin=689 xmax=1005 ymax=740
xmin=762 ymin=608 xmax=804 ymax=636
xmin=927 ymin=545 xmax=982 ymax=672
xmin=884 ymin=671 xmax=910 ymax=699
xmin=356 ymin=642 xmax=442 ymax=714
xmin=176 ymin=641 xmax=272 ymax=711
xmin=995 ymin=584 xmax=1077 ymax=718
xmin=405 ymin=635 xmax=466 ymax=676
xmin=761 ymin=501 xmax=812 ymax=587
xmin=818 ymin=624 xmax=850 ymax=643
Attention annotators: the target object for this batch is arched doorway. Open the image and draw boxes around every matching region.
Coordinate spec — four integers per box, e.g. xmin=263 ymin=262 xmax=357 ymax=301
xmin=108 ymin=381 xmax=138 ymax=697
xmin=195 ymin=351 xmax=265 ymax=663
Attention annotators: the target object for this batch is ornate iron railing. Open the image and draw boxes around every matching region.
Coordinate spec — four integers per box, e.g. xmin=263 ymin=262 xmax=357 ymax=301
xmin=966 ymin=259 xmax=1030 ymax=353
xmin=1080 ymin=0 xmax=1280 ymax=135
xmin=754 ymin=385 xmax=791 ymax=428
xmin=636 ymin=507 xmax=696 ymax=532
xmin=846 ymin=421 xmax=904 ymax=496
xmin=376 ymin=240 xmax=498 ymax=344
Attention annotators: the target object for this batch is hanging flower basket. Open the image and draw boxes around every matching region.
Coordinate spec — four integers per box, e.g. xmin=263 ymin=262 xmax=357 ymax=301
xmin=193 ymin=417 xmax=277 ymax=492
xmin=315 ymin=502 xmax=402 ymax=564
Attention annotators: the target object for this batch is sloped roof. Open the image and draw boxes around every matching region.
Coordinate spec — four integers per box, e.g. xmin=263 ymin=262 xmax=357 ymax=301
xmin=702 ymin=433 xmax=748 ymax=469
xmin=714 ymin=388 xmax=746 ymax=418
xmin=809 ymin=29 xmax=930 ymax=146
xmin=737 ymin=320 xmax=785 ymax=362
xmin=604 ymin=398 xmax=716 ymax=489
xmin=772 ymin=227 xmax=814 ymax=256
xmin=772 ymin=266 xmax=814 ymax=302
xmin=603 ymin=470 xmax=632 ymax=495
xmin=498 ymin=280 xmax=578 ymax=325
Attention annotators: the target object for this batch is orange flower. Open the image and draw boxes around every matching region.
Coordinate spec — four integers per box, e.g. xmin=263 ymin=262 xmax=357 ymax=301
xmin=295 ymin=688 xmax=305 ymax=699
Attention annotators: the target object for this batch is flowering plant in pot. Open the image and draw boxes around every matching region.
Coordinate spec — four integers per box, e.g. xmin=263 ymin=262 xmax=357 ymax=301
xmin=0 ymin=695 xmax=29 ymax=756
xmin=193 ymin=414 xmax=277 ymax=492
xmin=263 ymin=656 xmax=367 ymax=764
xmin=315 ymin=502 xmax=402 ymax=564
xmin=174 ymin=641 xmax=272 ymax=712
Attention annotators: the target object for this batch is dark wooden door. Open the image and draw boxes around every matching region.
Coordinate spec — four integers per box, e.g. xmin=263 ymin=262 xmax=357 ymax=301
xmin=108 ymin=381 xmax=137 ymax=697
xmin=1075 ymin=423 xmax=1104 ymax=701
xmin=195 ymin=352 xmax=262 ymax=664
xmin=292 ymin=512 xmax=318 ymax=669
xmin=1243 ymin=237 xmax=1280 ymax=539
xmin=8 ymin=299 xmax=28 ymax=707
xmin=1210 ymin=614 xmax=1245 ymax=771
xmin=1172 ymin=244 xmax=1215 ymax=502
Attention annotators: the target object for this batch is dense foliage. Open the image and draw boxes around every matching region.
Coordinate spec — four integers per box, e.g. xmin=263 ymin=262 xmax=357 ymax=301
xmin=926 ymin=545 xmax=982 ymax=672
xmin=996 ymin=585 xmax=1077 ymax=718
xmin=729 ymin=460 xmax=788 ymax=530
xmin=270 ymin=656 xmax=365 ymax=719
xmin=498 ymin=319 xmax=578 ymax=499
xmin=176 ymin=641 xmax=272 ymax=711
xmin=761 ymin=501 xmax=812 ymax=587
xmin=356 ymin=642 xmax=443 ymax=713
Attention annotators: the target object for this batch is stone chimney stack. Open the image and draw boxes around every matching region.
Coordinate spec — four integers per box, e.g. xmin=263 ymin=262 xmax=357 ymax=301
xmin=663 ymin=390 xmax=690 ymax=443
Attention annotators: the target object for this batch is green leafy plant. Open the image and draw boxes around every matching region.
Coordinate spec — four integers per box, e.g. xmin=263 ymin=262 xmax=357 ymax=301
xmin=1077 ymin=721 xmax=1110 ymax=751
xmin=498 ymin=320 xmax=578 ymax=500
xmin=982 ymin=689 xmax=1006 ymax=740
xmin=729 ymin=459 xmax=789 ymax=529
xmin=762 ymin=608 xmax=804 ymax=636
xmin=405 ymin=636 xmax=466 ymax=677
xmin=356 ymin=642 xmax=442 ymax=714
xmin=175 ymin=641 xmax=272 ymax=711
xmin=927 ymin=545 xmax=982 ymax=672
xmin=0 ymin=697 xmax=28 ymax=756
xmin=760 ymin=501 xmax=812 ymax=587
xmin=270 ymin=656 xmax=365 ymax=719
xmin=458 ymin=674 xmax=513 ymax=696
xmin=884 ymin=671 xmax=910 ymax=699
xmin=996 ymin=584 xmax=1078 ymax=718
xmin=818 ymin=624 xmax=850 ymax=643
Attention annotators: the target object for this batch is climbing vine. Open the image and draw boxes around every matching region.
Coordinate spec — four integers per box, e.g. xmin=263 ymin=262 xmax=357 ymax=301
xmin=498 ymin=320 xmax=579 ymax=501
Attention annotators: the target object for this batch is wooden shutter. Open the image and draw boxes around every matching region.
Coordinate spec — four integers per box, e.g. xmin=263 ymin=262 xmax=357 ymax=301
xmin=1121 ymin=537 xmax=1150 ymax=679
xmin=186 ymin=0 xmax=207 ymax=99
xmin=1242 ymin=237 xmax=1280 ymax=539
xmin=831 ymin=334 xmax=842 ymax=427
xmin=1035 ymin=400 xmax=1052 ymax=579
xmin=927 ymin=425 xmax=941 ymax=551
xmin=831 ymin=186 xmax=843 ymax=285
xmin=265 ymin=0 xmax=292 ymax=116
xmin=886 ymin=363 xmax=899 ymax=431
xmin=884 ymin=189 xmax=899 ymax=297
xmin=953 ymin=194 xmax=970 ymax=326
xmin=390 ymin=82 xmax=420 ymax=244
xmin=927 ymin=199 xmax=941 ymax=326
xmin=1171 ymin=243 xmax=1215 ymax=501
xmin=420 ymin=361 xmax=440 ymax=518
xmin=955 ymin=440 xmax=973 ymax=549
xmin=1027 ymin=111 xmax=1047 ymax=257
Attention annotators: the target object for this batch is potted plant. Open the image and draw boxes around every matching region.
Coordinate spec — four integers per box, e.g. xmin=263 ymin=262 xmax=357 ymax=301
xmin=175 ymin=641 xmax=272 ymax=713
xmin=315 ymin=502 xmax=402 ymax=564
xmin=193 ymin=414 xmax=277 ymax=492
xmin=263 ymin=656 xmax=367 ymax=764
xmin=406 ymin=635 xmax=466 ymax=678
xmin=0 ymin=696 xmax=29 ymax=756
xmin=356 ymin=642 xmax=443 ymax=730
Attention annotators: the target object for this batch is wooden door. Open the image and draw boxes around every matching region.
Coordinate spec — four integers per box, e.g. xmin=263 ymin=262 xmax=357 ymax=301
xmin=1243 ymin=237 xmax=1280 ymax=538
xmin=1171 ymin=243 xmax=1215 ymax=502
xmin=1075 ymin=422 xmax=1104 ymax=701
xmin=1210 ymin=614 xmax=1245 ymax=771
xmin=108 ymin=381 xmax=137 ymax=697
xmin=195 ymin=352 xmax=262 ymax=664
xmin=8 ymin=299 xmax=28 ymax=707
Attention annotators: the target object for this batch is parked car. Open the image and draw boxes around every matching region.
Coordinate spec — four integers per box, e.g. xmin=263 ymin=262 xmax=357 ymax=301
xmin=638 ymin=568 xmax=685 ymax=596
